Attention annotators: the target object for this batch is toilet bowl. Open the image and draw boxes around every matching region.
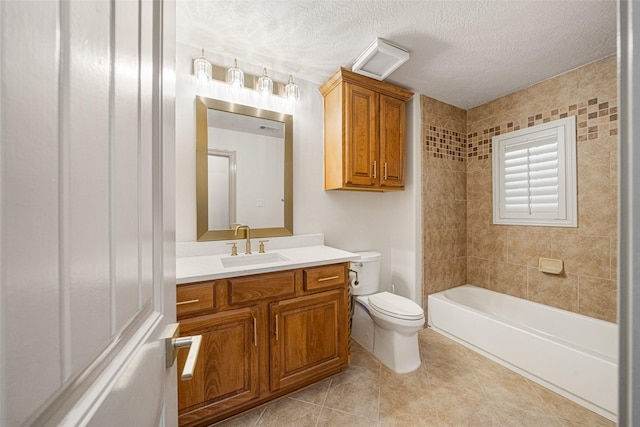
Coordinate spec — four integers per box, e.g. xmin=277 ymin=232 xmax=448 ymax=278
xmin=350 ymin=252 xmax=425 ymax=373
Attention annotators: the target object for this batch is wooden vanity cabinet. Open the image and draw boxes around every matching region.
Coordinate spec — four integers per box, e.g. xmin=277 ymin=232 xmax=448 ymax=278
xmin=270 ymin=289 xmax=347 ymax=390
xmin=177 ymin=307 xmax=259 ymax=425
xmin=176 ymin=263 xmax=350 ymax=427
xmin=320 ymin=67 xmax=413 ymax=192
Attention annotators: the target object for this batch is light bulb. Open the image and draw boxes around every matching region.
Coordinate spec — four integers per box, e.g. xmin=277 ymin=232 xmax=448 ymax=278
xmin=226 ymin=58 xmax=244 ymax=88
xmin=285 ymin=74 xmax=299 ymax=101
xmin=193 ymin=49 xmax=212 ymax=81
xmin=257 ymin=68 xmax=273 ymax=96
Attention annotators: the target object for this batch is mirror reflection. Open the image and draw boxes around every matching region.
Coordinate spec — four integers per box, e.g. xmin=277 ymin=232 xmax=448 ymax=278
xmin=196 ymin=96 xmax=293 ymax=241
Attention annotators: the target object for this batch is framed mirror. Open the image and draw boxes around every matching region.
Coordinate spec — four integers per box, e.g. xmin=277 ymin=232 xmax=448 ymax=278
xmin=196 ymin=96 xmax=293 ymax=241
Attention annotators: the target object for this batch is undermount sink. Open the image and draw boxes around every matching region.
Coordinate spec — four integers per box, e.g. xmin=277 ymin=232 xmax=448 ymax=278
xmin=221 ymin=252 xmax=290 ymax=268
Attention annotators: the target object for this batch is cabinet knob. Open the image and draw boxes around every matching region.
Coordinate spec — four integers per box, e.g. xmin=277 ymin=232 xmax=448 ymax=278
xmin=164 ymin=323 xmax=202 ymax=381
xmin=372 ymin=160 xmax=377 ymax=179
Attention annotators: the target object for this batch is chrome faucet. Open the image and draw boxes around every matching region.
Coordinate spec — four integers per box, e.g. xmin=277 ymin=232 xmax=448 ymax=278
xmin=233 ymin=224 xmax=251 ymax=254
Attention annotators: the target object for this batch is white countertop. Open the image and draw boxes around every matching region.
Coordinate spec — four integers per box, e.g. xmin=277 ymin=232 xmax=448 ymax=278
xmin=176 ymin=236 xmax=359 ymax=284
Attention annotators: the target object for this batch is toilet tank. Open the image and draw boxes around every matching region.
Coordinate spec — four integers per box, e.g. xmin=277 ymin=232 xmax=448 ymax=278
xmin=350 ymin=251 xmax=381 ymax=296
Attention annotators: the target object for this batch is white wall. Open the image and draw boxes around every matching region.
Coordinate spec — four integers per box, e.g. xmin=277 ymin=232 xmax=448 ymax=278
xmin=176 ymin=43 xmax=422 ymax=304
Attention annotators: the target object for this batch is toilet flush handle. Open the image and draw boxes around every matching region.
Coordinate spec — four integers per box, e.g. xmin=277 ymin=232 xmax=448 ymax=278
xmin=349 ymin=269 xmax=359 ymax=286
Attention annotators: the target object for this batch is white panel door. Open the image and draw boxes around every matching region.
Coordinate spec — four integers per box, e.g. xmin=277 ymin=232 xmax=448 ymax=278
xmin=0 ymin=0 xmax=177 ymax=426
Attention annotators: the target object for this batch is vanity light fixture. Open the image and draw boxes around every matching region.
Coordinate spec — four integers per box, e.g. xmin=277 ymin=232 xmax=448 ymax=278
xmin=226 ymin=58 xmax=244 ymax=88
xmin=285 ymin=74 xmax=299 ymax=101
xmin=194 ymin=55 xmax=299 ymax=100
xmin=193 ymin=49 xmax=213 ymax=81
xmin=257 ymin=68 xmax=273 ymax=96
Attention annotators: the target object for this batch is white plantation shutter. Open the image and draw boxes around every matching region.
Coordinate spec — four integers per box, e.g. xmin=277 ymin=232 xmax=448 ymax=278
xmin=493 ymin=117 xmax=577 ymax=227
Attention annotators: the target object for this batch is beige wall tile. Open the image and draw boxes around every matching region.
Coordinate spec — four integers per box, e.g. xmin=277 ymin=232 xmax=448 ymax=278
xmin=527 ymin=69 xmax=579 ymax=112
xmin=579 ymin=275 xmax=617 ymax=323
xmin=577 ymin=55 xmax=617 ymax=101
xmin=489 ymin=261 xmax=527 ymax=298
xmin=466 ymin=166 xmax=492 ymax=200
xmin=423 ymin=197 xmax=446 ymax=231
xmin=578 ymin=193 xmax=616 ymax=237
xmin=468 ymin=228 xmax=508 ymax=262
xmin=467 ymin=257 xmax=489 ymax=288
xmin=467 ymin=197 xmax=491 ymax=230
xmin=578 ymin=152 xmax=611 ymax=197
xmin=454 ymin=170 xmax=467 ymax=201
xmin=421 ymin=57 xmax=617 ymax=320
xmin=425 ymin=229 xmax=466 ymax=261
xmin=426 ymin=258 xmax=467 ymax=295
xmin=527 ymin=267 xmax=579 ymax=312
xmin=539 ymin=234 xmax=611 ymax=278
xmin=424 ymin=167 xmax=453 ymax=200
xmin=507 ymin=231 xmax=539 ymax=267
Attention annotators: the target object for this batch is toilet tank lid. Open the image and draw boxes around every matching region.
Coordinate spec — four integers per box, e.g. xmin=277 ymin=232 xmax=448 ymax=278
xmin=355 ymin=251 xmax=381 ymax=262
xmin=368 ymin=291 xmax=424 ymax=319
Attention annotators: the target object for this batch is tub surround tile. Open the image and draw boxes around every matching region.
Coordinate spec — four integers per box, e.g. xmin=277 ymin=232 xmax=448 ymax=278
xmin=489 ymin=261 xmax=527 ymax=298
xmin=426 ymin=257 xmax=467 ymax=295
xmin=578 ymin=153 xmax=611 ymax=197
xmin=424 ymin=229 xmax=466 ymax=262
xmin=422 ymin=57 xmax=617 ymax=324
xmin=466 ymin=197 xmax=491 ymax=229
xmin=578 ymin=193 xmax=616 ymax=237
xmin=468 ymin=228 xmax=508 ymax=261
xmin=527 ymin=268 xmax=579 ymax=312
xmin=466 ymin=167 xmax=492 ymax=201
xmin=538 ymin=234 xmax=611 ymax=279
xmin=507 ymin=231 xmax=540 ymax=267
xmin=466 ymin=257 xmax=489 ymax=288
xmin=611 ymin=237 xmax=618 ymax=281
xmin=578 ymin=275 xmax=617 ymax=323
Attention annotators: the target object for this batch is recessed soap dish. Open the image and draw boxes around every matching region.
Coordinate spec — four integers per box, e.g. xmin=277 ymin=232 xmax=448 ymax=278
xmin=538 ymin=257 xmax=564 ymax=274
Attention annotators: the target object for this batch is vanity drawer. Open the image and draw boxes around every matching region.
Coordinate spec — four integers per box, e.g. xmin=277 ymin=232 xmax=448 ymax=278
xmin=304 ymin=264 xmax=346 ymax=292
xmin=228 ymin=270 xmax=296 ymax=305
xmin=177 ymin=282 xmax=215 ymax=316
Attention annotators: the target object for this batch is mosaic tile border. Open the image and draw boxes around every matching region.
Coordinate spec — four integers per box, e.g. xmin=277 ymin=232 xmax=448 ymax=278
xmin=424 ymin=125 xmax=466 ymax=161
xmin=466 ymin=97 xmax=618 ymax=159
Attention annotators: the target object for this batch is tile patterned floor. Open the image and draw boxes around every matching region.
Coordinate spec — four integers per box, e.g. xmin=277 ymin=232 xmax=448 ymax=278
xmin=215 ymin=328 xmax=615 ymax=426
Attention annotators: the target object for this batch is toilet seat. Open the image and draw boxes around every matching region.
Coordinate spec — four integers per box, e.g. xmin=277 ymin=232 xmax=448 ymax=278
xmin=367 ymin=292 xmax=424 ymax=321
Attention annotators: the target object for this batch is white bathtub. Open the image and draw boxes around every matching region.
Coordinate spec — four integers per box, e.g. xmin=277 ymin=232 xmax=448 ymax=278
xmin=427 ymin=285 xmax=618 ymax=422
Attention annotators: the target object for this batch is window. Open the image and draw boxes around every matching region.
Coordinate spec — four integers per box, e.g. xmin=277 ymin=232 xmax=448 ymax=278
xmin=492 ymin=116 xmax=577 ymax=227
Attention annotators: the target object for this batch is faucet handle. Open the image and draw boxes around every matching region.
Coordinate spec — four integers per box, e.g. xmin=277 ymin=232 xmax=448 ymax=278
xmin=258 ymin=240 xmax=269 ymax=253
xmin=226 ymin=242 xmax=238 ymax=256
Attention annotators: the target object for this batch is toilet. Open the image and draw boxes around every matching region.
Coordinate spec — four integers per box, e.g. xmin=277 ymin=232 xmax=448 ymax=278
xmin=350 ymin=251 xmax=425 ymax=373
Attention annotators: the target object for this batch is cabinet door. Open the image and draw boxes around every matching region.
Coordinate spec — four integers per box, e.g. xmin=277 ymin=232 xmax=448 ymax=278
xmin=177 ymin=307 xmax=259 ymax=426
xmin=344 ymin=83 xmax=378 ymax=187
xmin=270 ymin=290 xmax=348 ymax=391
xmin=379 ymin=94 xmax=406 ymax=188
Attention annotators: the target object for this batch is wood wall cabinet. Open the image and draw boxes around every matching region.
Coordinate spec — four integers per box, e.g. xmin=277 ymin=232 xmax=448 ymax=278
xmin=320 ymin=67 xmax=413 ymax=191
xmin=176 ymin=263 xmax=350 ymax=427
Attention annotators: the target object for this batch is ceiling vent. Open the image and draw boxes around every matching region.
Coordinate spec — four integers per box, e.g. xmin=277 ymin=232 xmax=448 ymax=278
xmin=351 ymin=38 xmax=410 ymax=81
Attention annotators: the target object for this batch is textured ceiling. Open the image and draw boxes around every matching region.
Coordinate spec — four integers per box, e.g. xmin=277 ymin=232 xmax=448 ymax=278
xmin=177 ymin=0 xmax=617 ymax=109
